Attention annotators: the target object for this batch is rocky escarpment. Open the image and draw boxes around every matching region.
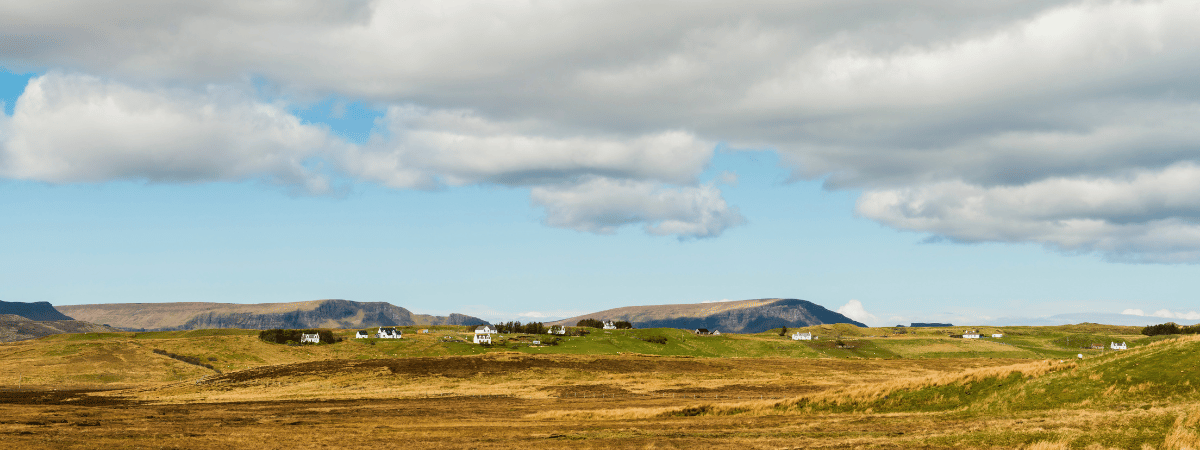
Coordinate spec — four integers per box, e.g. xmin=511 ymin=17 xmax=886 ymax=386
xmin=552 ymin=298 xmax=866 ymax=333
xmin=60 ymin=299 xmax=489 ymax=331
xmin=0 ymin=314 xmax=121 ymax=342
xmin=0 ymin=300 xmax=74 ymax=321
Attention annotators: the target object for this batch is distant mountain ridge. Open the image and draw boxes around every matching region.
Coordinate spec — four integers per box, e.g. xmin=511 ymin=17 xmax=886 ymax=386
xmin=58 ymin=299 xmax=488 ymax=331
xmin=0 ymin=300 xmax=74 ymax=321
xmin=549 ymin=298 xmax=866 ymax=333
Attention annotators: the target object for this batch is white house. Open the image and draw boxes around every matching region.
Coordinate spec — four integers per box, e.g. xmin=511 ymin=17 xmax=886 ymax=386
xmin=549 ymin=325 xmax=567 ymax=335
xmin=474 ymin=325 xmax=495 ymax=344
xmin=300 ymin=333 xmax=320 ymax=344
xmin=419 ymin=329 xmax=430 ymax=334
xmin=376 ymin=327 xmax=402 ymax=339
xmin=963 ymin=331 xmax=981 ymax=339
xmin=791 ymin=332 xmax=812 ymax=341
xmin=602 ymin=321 xmax=617 ymax=330
xmin=1110 ymin=341 xmax=1127 ymax=350
xmin=991 ymin=333 xmax=1004 ymax=338
xmin=694 ymin=328 xmax=710 ymax=335
xmin=355 ymin=330 xmax=369 ymax=339
xmin=712 ymin=330 xmax=721 ymax=336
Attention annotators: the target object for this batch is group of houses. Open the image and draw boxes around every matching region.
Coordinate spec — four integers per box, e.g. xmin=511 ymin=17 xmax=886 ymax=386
xmin=355 ymin=327 xmax=403 ymax=339
xmin=956 ymin=330 xmax=1004 ymax=339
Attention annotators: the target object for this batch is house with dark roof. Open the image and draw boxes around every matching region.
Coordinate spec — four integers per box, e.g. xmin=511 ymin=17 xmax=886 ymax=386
xmin=375 ymin=327 xmax=402 ymax=339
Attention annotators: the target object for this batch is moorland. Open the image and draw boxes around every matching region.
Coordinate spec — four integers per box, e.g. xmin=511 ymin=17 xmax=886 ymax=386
xmin=1 ymin=323 xmax=1197 ymax=449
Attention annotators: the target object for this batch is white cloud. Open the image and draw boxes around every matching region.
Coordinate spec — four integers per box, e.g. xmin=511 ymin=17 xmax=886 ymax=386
xmin=342 ymin=105 xmax=713 ymax=189
xmin=857 ymin=162 xmax=1200 ymax=263
xmin=530 ymin=178 xmax=743 ymax=238
xmin=836 ymin=299 xmax=878 ymax=326
xmin=0 ymin=73 xmax=339 ymax=193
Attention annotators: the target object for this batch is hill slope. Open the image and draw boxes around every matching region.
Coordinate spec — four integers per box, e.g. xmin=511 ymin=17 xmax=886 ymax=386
xmin=550 ymin=298 xmax=866 ymax=332
xmin=0 ymin=314 xmax=121 ymax=342
xmin=0 ymin=300 xmax=74 ymax=321
xmin=57 ymin=299 xmax=487 ymax=331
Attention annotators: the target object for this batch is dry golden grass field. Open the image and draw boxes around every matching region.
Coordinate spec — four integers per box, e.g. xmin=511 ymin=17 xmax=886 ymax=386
xmin=1 ymin=325 xmax=1197 ymax=449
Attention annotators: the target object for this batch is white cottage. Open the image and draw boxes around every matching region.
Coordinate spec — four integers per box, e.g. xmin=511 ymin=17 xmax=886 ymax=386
xmin=355 ymin=330 xmax=369 ymax=339
xmin=1110 ymin=341 xmax=1127 ymax=350
xmin=376 ymin=327 xmax=402 ymax=339
xmin=991 ymin=333 xmax=1004 ymax=338
xmin=791 ymin=332 xmax=812 ymax=341
xmin=474 ymin=325 xmax=495 ymax=344
xmin=963 ymin=331 xmax=981 ymax=339
xmin=300 ymin=333 xmax=320 ymax=344
xmin=549 ymin=325 xmax=567 ymax=335
xmin=602 ymin=321 xmax=617 ymax=330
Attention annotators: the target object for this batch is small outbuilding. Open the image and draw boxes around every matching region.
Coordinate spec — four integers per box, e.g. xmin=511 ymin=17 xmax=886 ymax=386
xmin=1110 ymin=341 xmax=1127 ymax=350
xmin=355 ymin=330 xmax=369 ymax=339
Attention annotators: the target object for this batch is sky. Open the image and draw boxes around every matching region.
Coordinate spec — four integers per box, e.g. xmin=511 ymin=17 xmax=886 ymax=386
xmin=2 ymin=0 xmax=1199 ymax=326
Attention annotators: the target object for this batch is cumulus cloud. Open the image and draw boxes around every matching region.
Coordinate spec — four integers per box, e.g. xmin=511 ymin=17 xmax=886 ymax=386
xmin=836 ymin=299 xmax=878 ymax=326
xmin=531 ymin=178 xmax=743 ymax=238
xmin=4 ymin=0 xmax=1200 ymax=252
xmin=0 ymin=73 xmax=339 ymax=192
xmin=857 ymin=162 xmax=1200 ymax=263
xmin=341 ymin=105 xmax=713 ymax=189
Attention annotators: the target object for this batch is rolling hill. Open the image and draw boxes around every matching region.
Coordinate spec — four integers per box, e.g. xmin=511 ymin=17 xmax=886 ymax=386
xmin=549 ymin=298 xmax=866 ymax=333
xmin=0 ymin=314 xmax=121 ymax=342
xmin=57 ymin=299 xmax=488 ymax=331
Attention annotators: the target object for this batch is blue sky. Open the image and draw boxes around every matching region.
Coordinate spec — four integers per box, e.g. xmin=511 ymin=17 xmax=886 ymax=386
xmin=2 ymin=1 xmax=1199 ymax=326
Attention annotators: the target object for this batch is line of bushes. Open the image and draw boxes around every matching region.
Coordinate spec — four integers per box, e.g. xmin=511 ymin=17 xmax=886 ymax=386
xmin=257 ymin=329 xmax=342 ymax=345
xmin=1142 ymin=322 xmax=1200 ymax=336
xmin=638 ymin=335 xmax=668 ymax=344
xmin=152 ymin=349 xmax=221 ymax=373
xmin=576 ymin=318 xmax=633 ymax=329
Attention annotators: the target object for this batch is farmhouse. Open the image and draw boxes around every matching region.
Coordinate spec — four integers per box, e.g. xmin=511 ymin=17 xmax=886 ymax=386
xmin=376 ymin=327 xmax=402 ymax=339
xmin=694 ymin=328 xmax=710 ymax=335
xmin=474 ymin=325 xmax=495 ymax=344
xmin=1111 ymin=341 xmax=1127 ymax=350
xmin=300 ymin=333 xmax=320 ymax=344
xmin=354 ymin=330 xmax=368 ymax=339
xmin=791 ymin=332 xmax=812 ymax=341
xmin=603 ymin=321 xmax=617 ymax=330
xmin=992 ymin=333 xmax=1004 ymax=338
xmin=962 ymin=330 xmax=981 ymax=339
xmin=549 ymin=325 xmax=567 ymax=335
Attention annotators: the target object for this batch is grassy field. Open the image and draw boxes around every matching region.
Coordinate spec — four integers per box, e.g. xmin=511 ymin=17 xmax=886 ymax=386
xmin=1 ymin=323 xmax=1195 ymax=449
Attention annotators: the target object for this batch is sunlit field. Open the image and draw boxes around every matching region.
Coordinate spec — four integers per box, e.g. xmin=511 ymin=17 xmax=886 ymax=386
xmin=1 ymin=325 xmax=1195 ymax=449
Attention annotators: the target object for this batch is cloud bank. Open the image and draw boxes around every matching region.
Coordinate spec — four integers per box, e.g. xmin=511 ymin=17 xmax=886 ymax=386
xmin=836 ymin=299 xmax=878 ymax=326
xmin=1122 ymin=308 xmax=1200 ymax=321
xmin=3 ymin=0 xmax=1200 ymax=253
